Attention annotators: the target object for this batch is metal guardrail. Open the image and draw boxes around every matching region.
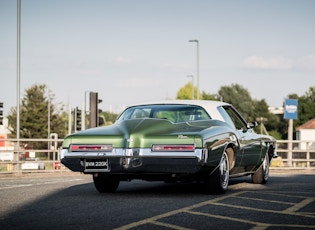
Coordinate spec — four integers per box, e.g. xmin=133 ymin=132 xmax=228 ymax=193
xmin=274 ymin=140 xmax=315 ymax=168
xmin=0 ymin=138 xmax=64 ymax=173
xmin=0 ymin=138 xmax=315 ymax=173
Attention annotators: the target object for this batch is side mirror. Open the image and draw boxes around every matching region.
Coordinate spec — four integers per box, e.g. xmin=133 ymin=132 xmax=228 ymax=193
xmin=247 ymin=121 xmax=258 ymax=129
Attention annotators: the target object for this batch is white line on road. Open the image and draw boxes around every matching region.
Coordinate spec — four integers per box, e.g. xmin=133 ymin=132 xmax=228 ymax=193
xmin=0 ymin=178 xmax=85 ymax=190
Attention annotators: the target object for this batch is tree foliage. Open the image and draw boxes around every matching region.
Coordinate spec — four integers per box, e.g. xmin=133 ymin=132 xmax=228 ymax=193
xmin=286 ymin=86 xmax=315 ymax=138
xmin=201 ymin=92 xmax=217 ymax=101
xmin=295 ymin=86 xmax=315 ymax=126
xmin=218 ymin=84 xmax=281 ymax=136
xmin=7 ymin=84 xmax=67 ymax=148
xmin=100 ymin=111 xmax=119 ymax=125
xmin=176 ymin=82 xmax=201 ymax=100
xmin=218 ymin=84 xmax=255 ymax=121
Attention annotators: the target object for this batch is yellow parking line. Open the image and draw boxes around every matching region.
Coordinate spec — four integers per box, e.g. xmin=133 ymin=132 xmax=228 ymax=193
xmin=151 ymin=220 xmax=192 ymax=230
xmin=114 ymin=190 xmax=315 ymax=230
xmin=236 ymin=195 xmax=296 ymax=205
xmin=212 ymin=201 xmax=315 ymax=219
xmin=283 ymin=198 xmax=315 ymax=213
xmin=185 ymin=210 xmax=271 ymax=229
xmin=113 ymin=191 xmax=246 ymax=230
xmin=185 ymin=210 xmax=315 ymax=229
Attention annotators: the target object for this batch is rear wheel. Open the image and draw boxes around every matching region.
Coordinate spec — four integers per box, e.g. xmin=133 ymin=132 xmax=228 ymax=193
xmin=93 ymin=174 xmax=120 ymax=193
xmin=252 ymin=154 xmax=269 ymax=184
xmin=206 ymin=152 xmax=229 ymax=194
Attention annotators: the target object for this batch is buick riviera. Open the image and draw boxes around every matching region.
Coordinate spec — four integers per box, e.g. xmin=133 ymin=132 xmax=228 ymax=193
xmin=61 ymin=100 xmax=277 ymax=194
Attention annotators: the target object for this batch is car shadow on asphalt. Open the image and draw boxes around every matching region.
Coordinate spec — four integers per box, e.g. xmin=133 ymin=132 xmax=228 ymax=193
xmin=2 ymin=174 xmax=314 ymax=230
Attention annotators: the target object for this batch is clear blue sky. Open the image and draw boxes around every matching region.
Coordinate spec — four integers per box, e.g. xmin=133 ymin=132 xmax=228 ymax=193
xmin=1 ymin=0 xmax=314 ymax=115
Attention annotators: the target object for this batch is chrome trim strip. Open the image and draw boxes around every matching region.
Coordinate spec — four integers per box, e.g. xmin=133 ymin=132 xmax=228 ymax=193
xmin=61 ymin=148 xmax=205 ymax=162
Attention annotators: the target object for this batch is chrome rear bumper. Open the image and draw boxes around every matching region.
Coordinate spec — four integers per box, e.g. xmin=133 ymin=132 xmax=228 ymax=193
xmin=60 ymin=148 xmax=207 ymax=174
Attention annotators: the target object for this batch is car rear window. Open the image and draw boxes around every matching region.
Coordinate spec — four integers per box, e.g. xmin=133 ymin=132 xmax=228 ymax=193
xmin=118 ymin=105 xmax=211 ymax=123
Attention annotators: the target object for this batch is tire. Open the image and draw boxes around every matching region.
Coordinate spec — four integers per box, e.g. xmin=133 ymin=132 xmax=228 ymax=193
xmin=93 ymin=175 xmax=120 ymax=193
xmin=252 ymin=154 xmax=269 ymax=184
xmin=206 ymin=152 xmax=230 ymax=194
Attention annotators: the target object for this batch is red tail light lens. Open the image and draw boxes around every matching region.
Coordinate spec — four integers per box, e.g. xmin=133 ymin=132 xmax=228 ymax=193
xmin=151 ymin=144 xmax=195 ymax=152
xmin=69 ymin=144 xmax=113 ymax=152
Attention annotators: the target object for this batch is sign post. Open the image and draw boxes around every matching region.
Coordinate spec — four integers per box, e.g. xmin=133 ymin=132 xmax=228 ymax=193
xmin=284 ymin=99 xmax=298 ymax=166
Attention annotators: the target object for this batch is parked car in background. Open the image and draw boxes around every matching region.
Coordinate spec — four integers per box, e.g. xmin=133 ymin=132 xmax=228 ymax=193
xmin=61 ymin=100 xmax=277 ymax=194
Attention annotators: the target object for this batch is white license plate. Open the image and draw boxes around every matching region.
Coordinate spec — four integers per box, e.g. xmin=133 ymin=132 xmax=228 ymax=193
xmin=84 ymin=159 xmax=109 ymax=171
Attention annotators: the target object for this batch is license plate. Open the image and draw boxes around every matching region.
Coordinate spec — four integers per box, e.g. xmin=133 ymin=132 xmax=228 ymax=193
xmin=84 ymin=159 xmax=110 ymax=172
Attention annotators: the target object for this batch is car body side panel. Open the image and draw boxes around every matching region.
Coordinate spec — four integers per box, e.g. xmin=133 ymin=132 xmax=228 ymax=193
xmin=229 ymin=129 xmax=275 ymax=175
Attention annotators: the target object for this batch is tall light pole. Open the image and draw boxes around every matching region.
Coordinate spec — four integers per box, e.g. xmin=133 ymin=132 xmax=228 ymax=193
xmin=48 ymin=99 xmax=50 ymax=138
xmin=17 ymin=0 xmax=21 ymax=153
xmin=189 ymin=39 xmax=199 ymax=99
xmin=187 ymin=75 xmax=194 ymax=100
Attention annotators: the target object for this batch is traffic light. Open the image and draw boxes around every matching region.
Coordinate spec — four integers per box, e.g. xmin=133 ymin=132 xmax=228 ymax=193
xmin=98 ymin=110 xmax=105 ymax=126
xmin=98 ymin=117 xmax=104 ymax=126
xmin=0 ymin=102 xmax=3 ymax=125
xmin=74 ymin=107 xmax=82 ymax=131
xmin=89 ymin=92 xmax=103 ymax=128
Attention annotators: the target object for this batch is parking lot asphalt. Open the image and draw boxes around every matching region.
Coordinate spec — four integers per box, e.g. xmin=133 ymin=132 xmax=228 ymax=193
xmin=0 ymin=168 xmax=314 ymax=179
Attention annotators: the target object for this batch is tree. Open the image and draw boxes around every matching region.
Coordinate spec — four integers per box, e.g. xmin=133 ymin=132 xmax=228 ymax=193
xmin=7 ymin=84 xmax=67 ymax=148
xmin=201 ymin=92 xmax=220 ymax=101
xmin=100 ymin=111 xmax=119 ymax=125
xmin=285 ymin=86 xmax=315 ymax=139
xmin=218 ymin=84 xmax=256 ymax=121
xmin=176 ymin=82 xmax=201 ymax=100
xmin=218 ymin=84 xmax=281 ymax=136
xmin=253 ymin=99 xmax=281 ymax=135
xmin=296 ymin=86 xmax=315 ymax=126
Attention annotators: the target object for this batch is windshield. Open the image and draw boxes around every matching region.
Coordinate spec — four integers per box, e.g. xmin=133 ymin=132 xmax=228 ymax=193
xmin=117 ymin=105 xmax=211 ymax=123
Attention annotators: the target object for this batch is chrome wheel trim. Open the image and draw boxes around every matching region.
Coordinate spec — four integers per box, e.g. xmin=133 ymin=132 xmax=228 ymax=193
xmin=220 ymin=152 xmax=229 ymax=189
xmin=263 ymin=154 xmax=270 ymax=181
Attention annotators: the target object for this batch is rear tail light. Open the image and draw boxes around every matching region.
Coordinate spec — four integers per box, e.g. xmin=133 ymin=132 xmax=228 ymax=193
xmin=69 ymin=144 xmax=113 ymax=152
xmin=151 ymin=144 xmax=195 ymax=152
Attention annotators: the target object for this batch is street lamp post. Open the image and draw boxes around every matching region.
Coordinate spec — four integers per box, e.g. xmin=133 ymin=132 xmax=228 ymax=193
xmin=187 ymin=75 xmax=194 ymax=99
xmin=189 ymin=39 xmax=199 ymax=99
xmin=17 ymin=0 xmax=21 ymax=155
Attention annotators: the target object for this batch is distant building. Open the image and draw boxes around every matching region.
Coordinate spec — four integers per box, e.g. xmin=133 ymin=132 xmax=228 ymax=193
xmin=268 ymin=106 xmax=284 ymax=115
xmin=296 ymin=118 xmax=315 ymax=150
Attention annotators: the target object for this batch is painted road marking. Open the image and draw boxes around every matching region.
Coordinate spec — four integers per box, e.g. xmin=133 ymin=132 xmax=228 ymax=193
xmin=284 ymin=198 xmax=315 ymax=213
xmin=0 ymin=178 xmax=84 ymax=190
xmin=113 ymin=191 xmax=246 ymax=230
xmin=114 ymin=190 xmax=315 ymax=230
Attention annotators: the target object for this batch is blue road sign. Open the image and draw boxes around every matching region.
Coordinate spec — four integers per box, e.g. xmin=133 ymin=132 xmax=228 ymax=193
xmin=284 ymin=99 xmax=298 ymax=120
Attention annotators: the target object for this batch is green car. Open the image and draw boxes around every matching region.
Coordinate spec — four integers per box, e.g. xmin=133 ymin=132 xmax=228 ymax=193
xmin=61 ymin=100 xmax=277 ymax=194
